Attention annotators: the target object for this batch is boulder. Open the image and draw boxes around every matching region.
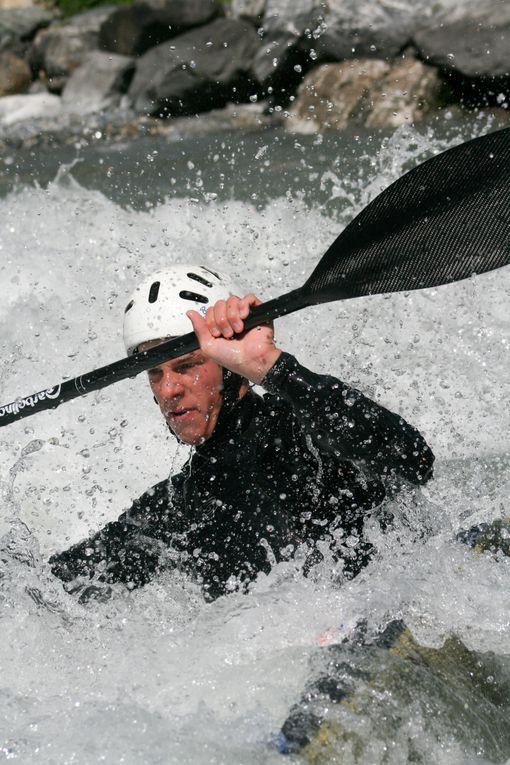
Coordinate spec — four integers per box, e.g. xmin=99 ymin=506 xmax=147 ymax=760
xmin=253 ymin=0 xmax=323 ymax=84
xmin=414 ymin=3 xmax=510 ymax=80
xmin=287 ymin=56 xmax=449 ymax=132
xmin=231 ymin=0 xmax=266 ymax=26
xmin=0 ymin=91 xmax=62 ymax=126
xmin=30 ymin=7 xmax=114 ymax=92
xmin=129 ymin=17 xmax=261 ymax=117
xmin=252 ymin=0 xmax=430 ymax=103
xmin=315 ymin=0 xmax=421 ymax=61
xmin=99 ymin=0 xmax=222 ymax=57
xmin=61 ymin=50 xmax=134 ymax=114
xmin=0 ymin=6 xmax=53 ymax=55
xmin=0 ymin=49 xmax=31 ymax=95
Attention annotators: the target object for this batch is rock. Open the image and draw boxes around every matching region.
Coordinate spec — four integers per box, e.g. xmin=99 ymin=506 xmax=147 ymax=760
xmin=61 ymin=51 xmax=134 ymax=115
xmin=315 ymin=0 xmax=420 ymax=62
xmin=0 ymin=50 xmax=31 ymax=95
xmin=129 ymin=17 xmax=261 ymax=117
xmin=287 ymin=57 xmax=449 ymax=132
xmin=0 ymin=91 xmax=61 ymax=125
xmin=252 ymin=0 xmax=430 ymax=104
xmin=414 ymin=3 xmax=510 ymax=80
xmin=253 ymin=0 xmax=323 ymax=84
xmin=0 ymin=6 xmax=53 ymax=54
xmin=30 ymin=7 xmax=115 ymax=92
xmin=99 ymin=0 xmax=222 ymax=57
xmin=28 ymin=77 xmax=47 ymax=94
xmin=231 ymin=0 xmax=266 ymax=26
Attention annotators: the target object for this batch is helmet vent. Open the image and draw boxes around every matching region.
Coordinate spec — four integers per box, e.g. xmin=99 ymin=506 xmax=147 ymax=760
xmin=148 ymin=281 xmax=161 ymax=303
xmin=179 ymin=290 xmax=209 ymax=304
xmin=188 ymin=272 xmax=213 ymax=288
xmin=124 ymin=299 xmax=134 ymax=314
xmin=202 ymin=266 xmax=221 ymax=280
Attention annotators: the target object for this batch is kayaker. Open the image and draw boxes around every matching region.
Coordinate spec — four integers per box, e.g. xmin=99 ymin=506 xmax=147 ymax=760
xmin=50 ymin=265 xmax=434 ymax=601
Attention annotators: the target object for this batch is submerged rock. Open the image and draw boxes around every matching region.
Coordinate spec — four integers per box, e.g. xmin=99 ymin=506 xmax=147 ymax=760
xmin=0 ymin=50 xmax=31 ymax=96
xmin=61 ymin=51 xmax=134 ymax=115
xmin=287 ymin=56 xmax=448 ymax=132
xmin=129 ymin=17 xmax=261 ymax=117
xmin=99 ymin=0 xmax=222 ymax=57
xmin=30 ymin=7 xmax=114 ymax=93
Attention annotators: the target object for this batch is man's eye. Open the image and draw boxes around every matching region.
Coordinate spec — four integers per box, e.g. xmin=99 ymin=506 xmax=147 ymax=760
xmin=148 ymin=369 xmax=163 ymax=381
xmin=176 ymin=363 xmax=194 ymax=373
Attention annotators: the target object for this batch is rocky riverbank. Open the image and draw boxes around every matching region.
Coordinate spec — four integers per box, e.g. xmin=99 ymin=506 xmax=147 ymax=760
xmin=0 ymin=0 xmax=509 ymax=152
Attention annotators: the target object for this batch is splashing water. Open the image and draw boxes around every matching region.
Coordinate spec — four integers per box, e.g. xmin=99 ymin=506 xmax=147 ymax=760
xmin=0 ymin=116 xmax=509 ymax=764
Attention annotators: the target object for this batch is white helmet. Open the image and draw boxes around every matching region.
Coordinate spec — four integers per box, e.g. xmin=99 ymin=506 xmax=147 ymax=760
xmin=123 ymin=264 xmax=243 ymax=355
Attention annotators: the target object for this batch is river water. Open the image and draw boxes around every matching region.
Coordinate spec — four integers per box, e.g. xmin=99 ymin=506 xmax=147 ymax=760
xmin=1 ymin=111 xmax=509 ymax=764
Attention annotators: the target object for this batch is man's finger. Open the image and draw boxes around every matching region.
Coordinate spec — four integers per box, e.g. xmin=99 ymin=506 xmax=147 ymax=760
xmin=239 ymin=293 xmax=260 ymax=319
xmin=187 ymin=310 xmax=212 ymax=345
xmin=204 ymin=305 xmax=221 ymax=337
xmin=226 ymin=296 xmax=243 ymax=333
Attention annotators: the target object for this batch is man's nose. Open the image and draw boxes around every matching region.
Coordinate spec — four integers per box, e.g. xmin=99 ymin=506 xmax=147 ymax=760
xmin=160 ymin=368 xmax=184 ymax=397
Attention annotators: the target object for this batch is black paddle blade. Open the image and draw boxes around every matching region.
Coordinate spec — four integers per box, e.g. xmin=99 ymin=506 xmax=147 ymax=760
xmin=303 ymin=127 xmax=510 ymax=302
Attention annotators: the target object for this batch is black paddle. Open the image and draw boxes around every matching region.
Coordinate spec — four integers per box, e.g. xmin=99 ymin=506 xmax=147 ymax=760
xmin=1 ymin=127 xmax=509 ymax=428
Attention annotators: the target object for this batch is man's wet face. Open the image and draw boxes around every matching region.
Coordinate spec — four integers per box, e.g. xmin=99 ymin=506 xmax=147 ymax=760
xmin=141 ymin=341 xmax=223 ymax=445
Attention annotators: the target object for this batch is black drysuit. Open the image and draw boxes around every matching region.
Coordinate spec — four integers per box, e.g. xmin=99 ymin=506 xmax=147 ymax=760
xmin=50 ymin=353 xmax=434 ymax=600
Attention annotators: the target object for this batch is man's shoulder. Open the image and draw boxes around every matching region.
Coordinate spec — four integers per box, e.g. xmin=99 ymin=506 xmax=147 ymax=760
xmin=246 ymin=388 xmax=294 ymax=428
xmin=243 ymin=389 xmax=299 ymax=451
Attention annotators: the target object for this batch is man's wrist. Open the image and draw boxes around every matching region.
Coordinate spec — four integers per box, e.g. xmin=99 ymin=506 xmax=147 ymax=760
xmin=259 ymin=351 xmax=298 ymax=392
xmin=247 ymin=347 xmax=282 ymax=384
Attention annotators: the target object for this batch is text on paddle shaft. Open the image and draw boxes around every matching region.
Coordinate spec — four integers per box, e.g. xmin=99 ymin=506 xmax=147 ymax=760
xmin=0 ymin=386 xmax=61 ymax=417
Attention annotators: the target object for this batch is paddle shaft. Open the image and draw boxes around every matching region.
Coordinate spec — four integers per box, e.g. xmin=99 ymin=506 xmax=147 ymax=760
xmin=1 ymin=127 xmax=509 ymax=428
xmin=0 ymin=290 xmax=307 ymax=427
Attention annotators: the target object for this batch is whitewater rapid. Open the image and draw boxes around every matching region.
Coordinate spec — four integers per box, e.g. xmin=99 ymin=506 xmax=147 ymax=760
xmin=1 ymin=118 xmax=509 ymax=764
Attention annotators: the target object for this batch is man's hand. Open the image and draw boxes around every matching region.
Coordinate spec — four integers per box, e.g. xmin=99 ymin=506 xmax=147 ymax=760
xmin=187 ymin=294 xmax=282 ymax=384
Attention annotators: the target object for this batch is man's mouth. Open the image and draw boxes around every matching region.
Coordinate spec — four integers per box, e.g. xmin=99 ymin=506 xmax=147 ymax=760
xmin=166 ymin=408 xmax=196 ymax=422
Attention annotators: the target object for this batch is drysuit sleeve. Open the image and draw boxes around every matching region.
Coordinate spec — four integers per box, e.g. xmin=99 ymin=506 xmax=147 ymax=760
xmin=49 ymin=480 xmax=174 ymax=590
xmin=262 ymin=352 xmax=434 ymax=485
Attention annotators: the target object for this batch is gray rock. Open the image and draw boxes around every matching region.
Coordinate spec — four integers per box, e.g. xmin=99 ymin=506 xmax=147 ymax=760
xmin=0 ymin=7 xmax=53 ymax=54
xmin=61 ymin=51 xmax=134 ymax=114
xmin=414 ymin=2 xmax=510 ymax=79
xmin=316 ymin=0 xmax=419 ymax=61
xmin=129 ymin=17 xmax=261 ymax=116
xmin=230 ymin=0 xmax=266 ymax=26
xmin=287 ymin=56 xmax=448 ymax=132
xmin=0 ymin=50 xmax=31 ymax=96
xmin=99 ymin=0 xmax=222 ymax=56
xmin=252 ymin=0 xmax=428 ymax=101
xmin=0 ymin=92 xmax=62 ymax=126
xmin=253 ymin=0 xmax=323 ymax=82
xmin=30 ymin=7 xmax=115 ymax=92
